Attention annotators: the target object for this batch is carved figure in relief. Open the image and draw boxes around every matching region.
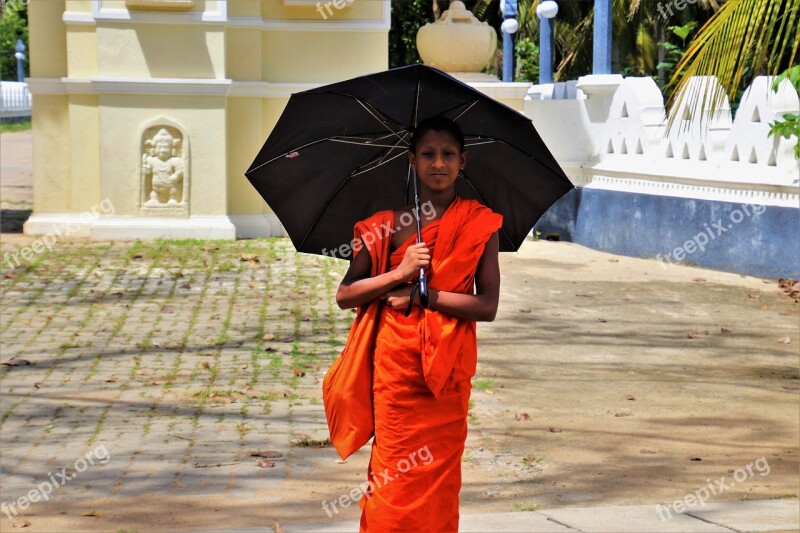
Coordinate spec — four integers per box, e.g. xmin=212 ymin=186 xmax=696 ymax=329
xmin=143 ymin=128 xmax=184 ymax=205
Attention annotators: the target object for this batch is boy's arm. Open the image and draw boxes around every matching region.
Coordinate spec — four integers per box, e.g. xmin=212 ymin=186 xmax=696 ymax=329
xmin=336 ymin=242 xmax=431 ymax=309
xmin=382 ymin=232 xmax=500 ymax=321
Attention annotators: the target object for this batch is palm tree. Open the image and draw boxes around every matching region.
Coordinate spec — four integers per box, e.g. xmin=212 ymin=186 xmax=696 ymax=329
xmin=665 ymin=0 xmax=800 ymax=130
xmin=512 ymin=0 xmax=717 ymax=82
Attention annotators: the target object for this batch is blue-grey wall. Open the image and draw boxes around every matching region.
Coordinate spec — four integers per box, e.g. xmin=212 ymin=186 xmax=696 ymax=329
xmin=534 ymin=188 xmax=800 ymax=279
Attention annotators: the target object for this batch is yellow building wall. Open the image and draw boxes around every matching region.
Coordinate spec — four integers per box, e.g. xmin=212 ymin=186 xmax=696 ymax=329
xmin=261 ymin=31 xmax=388 ymax=83
xmin=31 ymin=96 xmax=71 ymax=212
xmin=227 ymin=98 xmax=266 ymax=215
xmin=260 ymin=0 xmax=385 ymax=20
xmin=66 ymin=26 xmax=98 ymax=78
xmin=225 ymin=29 xmax=262 ymax=81
xmin=96 ymin=25 xmax=226 ymax=79
xmin=68 ymin=95 xmax=102 ymax=211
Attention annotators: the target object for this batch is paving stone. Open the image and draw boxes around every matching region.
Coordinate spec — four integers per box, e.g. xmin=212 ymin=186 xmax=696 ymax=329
xmin=687 ymin=499 xmax=800 ymax=532
xmin=539 ymin=504 xmax=735 ymax=532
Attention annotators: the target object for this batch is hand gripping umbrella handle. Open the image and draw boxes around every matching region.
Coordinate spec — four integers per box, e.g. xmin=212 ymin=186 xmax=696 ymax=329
xmin=404 ymin=168 xmax=429 ymax=317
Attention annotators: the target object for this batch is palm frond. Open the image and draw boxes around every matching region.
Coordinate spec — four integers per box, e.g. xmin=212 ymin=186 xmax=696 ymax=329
xmin=665 ymin=0 xmax=800 ymax=133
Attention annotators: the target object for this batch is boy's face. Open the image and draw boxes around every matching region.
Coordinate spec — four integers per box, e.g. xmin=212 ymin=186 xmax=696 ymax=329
xmin=408 ymin=129 xmax=466 ymax=192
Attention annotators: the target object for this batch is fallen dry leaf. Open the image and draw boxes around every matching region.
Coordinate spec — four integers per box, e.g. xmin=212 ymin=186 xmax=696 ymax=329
xmin=614 ymin=409 xmax=633 ymax=417
xmin=262 ymin=333 xmax=275 ymax=341
xmin=518 ymin=308 xmax=532 ymax=313
xmin=1 ymin=358 xmax=31 ymax=366
xmin=240 ymin=253 xmax=259 ymax=262
xmin=692 ymin=278 xmax=706 ymax=282
xmin=105 ymin=376 xmax=118 ymax=383
xmin=11 ymin=520 xmax=30 ymax=528
xmin=251 ymin=450 xmax=283 ymax=459
xmin=548 ymin=427 xmax=563 ymax=433
xmin=4 ymin=272 xmax=16 ymax=279
xmin=514 ymin=413 xmax=530 ymax=421
xmin=597 ymin=318 xmax=608 ymax=323
xmin=82 ymin=510 xmax=102 ymax=517
xmin=690 ymin=457 xmax=702 ymax=461
xmin=484 ymin=389 xmax=495 ymax=395
xmin=720 ymin=327 xmax=733 ymax=334
xmin=201 ymin=245 xmax=219 ymax=252
xmin=292 ymin=368 xmax=306 ymax=377
xmin=256 ymin=459 xmax=275 ymax=468
xmin=778 ymin=337 xmax=792 ymax=344
xmin=747 ymin=293 xmax=760 ymax=299
xmin=180 ymin=282 xmax=191 ymax=289
xmin=688 ymin=330 xmax=709 ymax=339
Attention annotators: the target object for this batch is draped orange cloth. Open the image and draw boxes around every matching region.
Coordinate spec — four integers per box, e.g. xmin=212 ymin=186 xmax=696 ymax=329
xmin=324 ymin=196 xmax=502 ymax=532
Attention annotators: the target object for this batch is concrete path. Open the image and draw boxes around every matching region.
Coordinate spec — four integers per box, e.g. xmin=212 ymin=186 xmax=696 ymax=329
xmin=187 ymin=499 xmax=800 ymax=532
xmin=0 ymin=130 xmax=32 ymax=209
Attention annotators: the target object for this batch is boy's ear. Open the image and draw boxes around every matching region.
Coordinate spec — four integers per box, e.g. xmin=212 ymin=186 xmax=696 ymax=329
xmin=460 ymin=150 xmax=467 ymax=169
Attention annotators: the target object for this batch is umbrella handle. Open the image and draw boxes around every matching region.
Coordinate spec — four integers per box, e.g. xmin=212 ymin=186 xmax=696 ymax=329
xmin=418 ymin=268 xmax=429 ymax=308
xmin=411 ymin=167 xmax=429 ymax=309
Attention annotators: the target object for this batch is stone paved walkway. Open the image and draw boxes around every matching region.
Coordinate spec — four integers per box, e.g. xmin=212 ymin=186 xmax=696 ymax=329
xmin=0 ymin=235 xmax=798 ymax=532
xmin=1 ymin=238 xmax=355 ymax=531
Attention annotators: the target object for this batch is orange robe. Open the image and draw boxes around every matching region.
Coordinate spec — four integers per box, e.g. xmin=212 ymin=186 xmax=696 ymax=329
xmin=325 ymin=196 xmax=502 ymax=532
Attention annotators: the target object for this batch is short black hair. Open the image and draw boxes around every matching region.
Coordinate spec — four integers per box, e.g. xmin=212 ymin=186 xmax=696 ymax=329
xmin=409 ymin=116 xmax=465 ymax=153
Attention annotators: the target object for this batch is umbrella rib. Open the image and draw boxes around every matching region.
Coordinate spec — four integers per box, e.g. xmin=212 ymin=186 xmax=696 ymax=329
xmin=351 ymin=98 xmax=408 ymax=144
xmin=464 ymin=140 xmax=498 ymax=148
xmin=248 ymin=131 xmax=408 ymax=175
xmin=414 ymin=79 xmax=421 ymax=128
xmin=350 ymin=148 xmax=409 ymax=178
xmin=450 ymin=100 xmax=480 ymax=122
xmin=373 ymin=130 xmax=411 ymax=166
xmin=246 ymin=138 xmax=331 ymax=175
xmin=462 ymin=135 xmax=566 ymax=180
xmin=329 ymin=138 xmax=406 ymax=149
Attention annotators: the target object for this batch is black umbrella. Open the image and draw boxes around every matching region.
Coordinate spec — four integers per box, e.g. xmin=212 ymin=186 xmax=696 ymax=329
xmin=245 ymin=64 xmax=574 ymax=258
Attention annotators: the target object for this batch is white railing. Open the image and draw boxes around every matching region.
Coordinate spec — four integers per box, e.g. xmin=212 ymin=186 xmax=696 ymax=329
xmin=0 ymin=81 xmax=32 ymax=119
xmin=524 ymin=75 xmax=800 ymax=208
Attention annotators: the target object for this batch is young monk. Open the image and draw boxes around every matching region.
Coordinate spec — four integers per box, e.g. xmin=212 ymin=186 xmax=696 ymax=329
xmin=334 ymin=116 xmax=503 ymax=532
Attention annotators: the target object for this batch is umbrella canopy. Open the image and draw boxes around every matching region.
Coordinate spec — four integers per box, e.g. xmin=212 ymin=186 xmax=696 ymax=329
xmin=245 ymin=64 xmax=574 ymax=256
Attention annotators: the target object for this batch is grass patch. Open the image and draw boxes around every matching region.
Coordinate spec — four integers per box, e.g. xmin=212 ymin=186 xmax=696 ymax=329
xmin=0 ymin=119 xmax=31 ymax=134
xmin=290 ymin=437 xmax=331 ymax=447
xmin=472 ymin=379 xmax=494 ymax=390
xmin=512 ymin=502 xmax=539 ymax=512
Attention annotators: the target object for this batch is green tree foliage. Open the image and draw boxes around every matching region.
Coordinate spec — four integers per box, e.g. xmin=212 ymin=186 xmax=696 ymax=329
xmin=655 ymin=21 xmax=697 ymax=91
xmin=389 ymin=0 xmax=433 ymax=68
xmin=0 ymin=2 xmax=29 ymax=81
xmin=515 ymin=37 xmax=539 ymax=82
xmin=769 ymin=66 xmax=800 ymax=160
